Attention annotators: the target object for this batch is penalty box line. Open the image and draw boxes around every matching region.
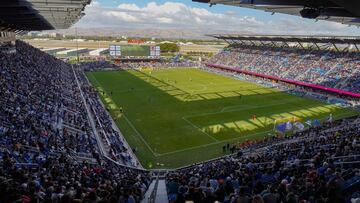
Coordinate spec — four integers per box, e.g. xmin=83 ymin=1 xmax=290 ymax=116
xmin=90 ymin=73 xmax=355 ymax=158
xmin=125 ymin=114 xmax=223 ymax=158
xmin=183 ymin=98 xmax=331 ymax=121
xmin=90 ymin=71 xmax=218 ymax=158
xmin=156 ymin=129 xmax=274 ymax=157
xmin=122 ymin=115 xmax=161 ymax=157
xmin=158 ymin=110 xmax=354 ymax=157
xmin=182 ymin=117 xmax=220 ymax=143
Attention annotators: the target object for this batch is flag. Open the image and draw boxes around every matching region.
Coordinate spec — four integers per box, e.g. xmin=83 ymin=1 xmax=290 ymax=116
xmin=312 ymin=120 xmax=321 ymax=125
xmin=294 ymin=122 xmax=305 ymax=131
xmin=305 ymin=120 xmax=312 ymax=126
xmin=276 ymin=123 xmax=287 ymax=133
xmin=286 ymin=121 xmax=293 ymax=130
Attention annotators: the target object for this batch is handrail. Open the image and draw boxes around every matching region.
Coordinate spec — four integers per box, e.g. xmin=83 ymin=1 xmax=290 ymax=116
xmin=71 ymin=65 xmax=107 ymax=156
xmin=82 ymin=69 xmax=144 ymax=169
xmin=148 ymin=176 xmax=160 ymax=203
xmin=91 ymin=106 xmax=111 ymax=146
xmin=73 ymin=65 xmax=148 ymax=171
xmin=328 ymin=154 xmax=360 ymax=161
xmin=335 ymin=161 xmax=360 ymax=165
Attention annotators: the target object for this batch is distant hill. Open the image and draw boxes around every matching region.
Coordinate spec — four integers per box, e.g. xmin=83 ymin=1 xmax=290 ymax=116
xmin=49 ymin=27 xmax=252 ymax=40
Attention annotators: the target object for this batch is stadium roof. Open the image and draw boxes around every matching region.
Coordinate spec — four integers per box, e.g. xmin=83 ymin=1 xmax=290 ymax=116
xmin=193 ymin=0 xmax=360 ymax=26
xmin=209 ymin=34 xmax=360 ymax=45
xmin=89 ymin=48 xmax=109 ymax=56
xmin=0 ymin=0 xmax=91 ymax=33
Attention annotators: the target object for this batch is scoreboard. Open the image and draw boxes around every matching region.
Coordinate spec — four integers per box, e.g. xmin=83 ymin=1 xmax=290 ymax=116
xmin=109 ymin=45 xmax=121 ymax=56
xmin=150 ymin=46 xmax=161 ymax=57
xmin=109 ymin=45 xmax=160 ymax=57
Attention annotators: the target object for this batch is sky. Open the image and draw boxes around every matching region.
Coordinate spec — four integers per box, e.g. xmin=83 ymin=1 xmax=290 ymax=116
xmin=75 ymin=0 xmax=360 ymax=36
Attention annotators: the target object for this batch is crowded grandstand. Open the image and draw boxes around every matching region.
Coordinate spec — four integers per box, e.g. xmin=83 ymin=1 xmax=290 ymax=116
xmin=207 ymin=35 xmax=360 ymax=96
xmin=0 ymin=1 xmax=360 ymax=203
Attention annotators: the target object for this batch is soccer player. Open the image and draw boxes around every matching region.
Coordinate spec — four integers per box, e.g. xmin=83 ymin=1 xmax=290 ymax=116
xmin=328 ymin=114 xmax=333 ymax=123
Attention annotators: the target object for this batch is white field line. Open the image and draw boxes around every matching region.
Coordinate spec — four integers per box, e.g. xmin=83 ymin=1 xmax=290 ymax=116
xmin=88 ymin=72 xmax=358 ymax=158
xmin=159 ymin=110 xmax=358 ymax=157
xmin=89 ymin=73 xmax=160 ymax=157
xmin=317 ymin=110 xmax=358 ymax=122
xmin=220 ymin=98 xmax=301 ymax=113
xmin=92 ymin=73 xmax=271 ymax=157
xmin=87 ymin=74 xmax=144 ymax=168
xmin=122 ymin=115 xmax=160 ymax=157
xmin=184 ymin=98 xmax=315 ymax=119
xmin=191 ymin=84 xmax=207 ymax=92
xmin=157 ymin=129 xmax=273 ymax=157
xmin=182 ymin=117 xmax=220 ymax=142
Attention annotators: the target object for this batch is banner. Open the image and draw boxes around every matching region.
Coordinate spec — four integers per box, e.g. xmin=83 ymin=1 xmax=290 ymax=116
xmin=294 ymin=122 xmax=305 ymax=131
xmin=286 ymin=121 xmax=293 ymax=131
xmin=276 ymin=123 xmax=287 ymax=133
xmin=312 ymin=119 xmax=321 ymax=126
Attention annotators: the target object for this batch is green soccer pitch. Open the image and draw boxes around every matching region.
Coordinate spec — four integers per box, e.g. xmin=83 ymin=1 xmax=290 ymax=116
xmin=86 ymin=68 xmax=358 ymax=169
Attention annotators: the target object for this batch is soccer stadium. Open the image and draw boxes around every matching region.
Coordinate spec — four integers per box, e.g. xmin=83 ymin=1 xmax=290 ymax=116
xmin=0 ymin=1 xmax=360 ymax=203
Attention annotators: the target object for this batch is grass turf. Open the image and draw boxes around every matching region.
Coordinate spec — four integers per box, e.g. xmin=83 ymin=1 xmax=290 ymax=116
xmin=86 ymin=68 xmax=358 ymax=169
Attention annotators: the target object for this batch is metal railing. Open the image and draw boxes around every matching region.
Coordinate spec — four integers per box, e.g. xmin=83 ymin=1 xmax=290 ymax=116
xmin=148 ymin=176 xmax=160 ymax=203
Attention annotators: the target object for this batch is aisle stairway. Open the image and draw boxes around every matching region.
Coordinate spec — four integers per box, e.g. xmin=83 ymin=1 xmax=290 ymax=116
xmin=142 ymin=171 xmax=169 ymax=203
xmin=154 ymin=179 xmax=168 ymax=203
xmin=142 ymin=180 xmax=157 ymax=203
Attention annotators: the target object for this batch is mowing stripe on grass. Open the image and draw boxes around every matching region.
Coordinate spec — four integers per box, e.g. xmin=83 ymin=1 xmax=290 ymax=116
xmin=88 ymin=72 xmax=160 ymax=157
xmin=156 ymin=129 xmax=273 ymax=157
xmin=220 ymin=97 xmax=301 ymax=112
xmin=182 ymin=117 xmax=220 ymax=142
xmin=184 ymin=100 xmax=323 ymax=120
xmin=157 ymin=110 xmax=357 ymax=157
xmin=86 ymin=69 xmax=359 ymax=168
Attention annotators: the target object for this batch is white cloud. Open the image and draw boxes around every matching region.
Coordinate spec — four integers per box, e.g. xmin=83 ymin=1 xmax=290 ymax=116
xmin=76 ymin=1 xmax=360 ymax=36
xmin=106 ymin=11 xmax=140 ymax=23
xmin=157 ymin=17 xmax=173 ymax=24
xmin=117 ymin=3 xmax=140 ymax=11
xmin=77 ymin=1 xmax=263 ymax=29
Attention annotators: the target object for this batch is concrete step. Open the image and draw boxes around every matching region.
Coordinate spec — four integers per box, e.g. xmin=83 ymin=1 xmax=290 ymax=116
xmin=155 ymin=179 xmax=168 ymax=203
xmin=141 ymin=179 xmax=157 ymax=203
